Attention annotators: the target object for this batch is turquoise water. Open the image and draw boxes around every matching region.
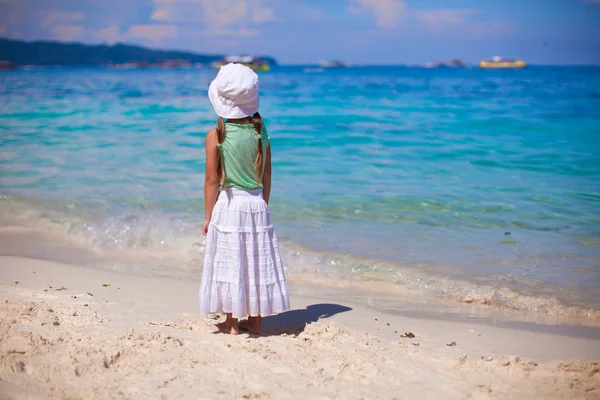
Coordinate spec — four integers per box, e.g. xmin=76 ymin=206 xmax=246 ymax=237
xmin=1 ymin=66 xmax=600 ymax=313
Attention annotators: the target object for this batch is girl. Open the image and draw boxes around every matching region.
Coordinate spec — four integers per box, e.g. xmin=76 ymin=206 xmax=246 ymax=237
xmin=199 ymin=63 xmax=290 ymax=335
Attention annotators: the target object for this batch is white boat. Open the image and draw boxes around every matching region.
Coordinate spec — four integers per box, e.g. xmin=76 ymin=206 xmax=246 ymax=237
xmin=212 ymin=56 xmax=270 ymax=72
xmin=318 ymin=60 xmax=346 ymax=68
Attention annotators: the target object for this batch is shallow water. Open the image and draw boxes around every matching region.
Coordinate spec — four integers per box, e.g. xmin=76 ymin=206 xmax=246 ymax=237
xmin=1 ymin=66 xmax=599 ymax=317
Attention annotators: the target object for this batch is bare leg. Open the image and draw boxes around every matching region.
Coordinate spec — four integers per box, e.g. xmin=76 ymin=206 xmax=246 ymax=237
xmin=247 ymin=315 xmax=262 ymax=335
xmin=217 ymin=313 xmax=239 ymax=335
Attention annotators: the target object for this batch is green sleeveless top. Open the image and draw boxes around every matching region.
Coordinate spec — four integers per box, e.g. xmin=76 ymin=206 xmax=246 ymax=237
xmin=218 ymin=122 xmax=270 ymax=190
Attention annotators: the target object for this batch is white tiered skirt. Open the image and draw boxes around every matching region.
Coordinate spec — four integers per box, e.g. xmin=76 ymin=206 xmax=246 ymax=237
xmin=199 ymin=188 xmax=290 ymax=318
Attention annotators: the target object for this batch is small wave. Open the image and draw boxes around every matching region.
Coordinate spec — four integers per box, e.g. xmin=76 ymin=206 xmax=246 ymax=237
xmin=0 ymin=196 xmax=599 ymax=324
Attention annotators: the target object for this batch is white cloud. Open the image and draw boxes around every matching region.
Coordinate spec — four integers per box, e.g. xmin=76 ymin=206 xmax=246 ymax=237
xmin=200 ymin=0 xmax=250 ymax=28
xmin=151 ymin=8 xmax=171 ymax=21
xmin=51 ymin=25 xmax=86 ymax=41
xmin=92 ymin=24 xmax=179 ymax=45
xmin=347 ymin=0 xmax=406 ymax=29
xmin=0 ymin=24 xmax=6 ymax=35
xmin=42 ymin=11 xmax=85 ymax=28
xmin=93 ymin=25 xmax=121 ymax=44
xmin=251 ymin=7 xmax=274 ymax=24
xmin=126 ymin=24 xmax=178 ymax=43
xmin=150 ymin=0 xmax=274 ymax=37
xmin=414 ymin=9 xmax=514 ymax=36
xmin=196 ymin=27 xmax=259 ymax=37
xmin=149 ymin=0 xmax=201 ymax=23
xmin=417 ymin=9 xmax=480 ymax=30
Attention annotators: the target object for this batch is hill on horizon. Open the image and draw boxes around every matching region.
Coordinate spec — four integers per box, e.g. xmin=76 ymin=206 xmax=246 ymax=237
xmin=0 ymin=38 xmax=277 ymax=66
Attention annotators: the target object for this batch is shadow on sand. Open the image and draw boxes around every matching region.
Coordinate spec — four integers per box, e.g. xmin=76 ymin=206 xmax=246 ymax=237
xmin=254 ymin=303 xmax=353 ymax=337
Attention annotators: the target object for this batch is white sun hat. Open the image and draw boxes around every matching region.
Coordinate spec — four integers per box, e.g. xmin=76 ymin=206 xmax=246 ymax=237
xmin=208 ymin=63 xmax=259 ymax=119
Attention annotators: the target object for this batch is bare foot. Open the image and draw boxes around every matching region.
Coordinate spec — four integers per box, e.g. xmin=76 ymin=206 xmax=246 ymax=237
xmin=216 ymin=313 xmax=239 ymax=335
xmin=247 ymin=315 xmax=262 ymax=335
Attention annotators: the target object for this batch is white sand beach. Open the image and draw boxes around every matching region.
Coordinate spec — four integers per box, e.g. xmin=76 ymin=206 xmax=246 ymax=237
xmin=0 ymin=255 xmax=599 ymax=399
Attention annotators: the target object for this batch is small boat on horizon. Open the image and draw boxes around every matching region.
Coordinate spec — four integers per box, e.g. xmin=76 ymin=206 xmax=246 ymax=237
xmin=0 ymin=61 xmax=18 ymax=71
xmin=479 ymin=56 xmax=526 ymax=69
xmin=318 ymin=60 xmax=347 ymax=68
xmin=212 ymin=56 xmax=270 ymax=72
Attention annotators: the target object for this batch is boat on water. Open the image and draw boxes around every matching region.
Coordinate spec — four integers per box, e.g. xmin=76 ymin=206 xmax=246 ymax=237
xmin=479 ymin=56 xmax=526 ymax=69
xmin=0 ymin=61 xmax=18 ymax=71
xmin=318 ymin=60 xmax=346 ymax=68
xmin=111 ymin=61 xmax=150 ymax=70
xmin=212 ymin=56 xmax=270 ymax=72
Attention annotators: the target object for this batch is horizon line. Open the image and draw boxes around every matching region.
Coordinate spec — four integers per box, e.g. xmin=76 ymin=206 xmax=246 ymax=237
xmin=1 ymin=36 xmax=598 ymax=67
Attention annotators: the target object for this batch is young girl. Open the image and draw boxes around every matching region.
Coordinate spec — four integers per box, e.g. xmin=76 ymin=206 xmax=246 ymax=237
xmin=199 ymin=63 xmax=290 ymax=335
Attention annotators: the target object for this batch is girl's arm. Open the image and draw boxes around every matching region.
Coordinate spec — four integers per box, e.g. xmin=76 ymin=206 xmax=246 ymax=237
xmin=263 ymin=145 xmax=272 ymax=205
xmin=203 ymin=129 xmax=220 ymax=229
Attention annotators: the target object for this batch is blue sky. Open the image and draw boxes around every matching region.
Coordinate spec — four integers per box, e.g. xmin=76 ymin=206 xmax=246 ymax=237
xmin=1 ymin=0 xmax=599 ymax=65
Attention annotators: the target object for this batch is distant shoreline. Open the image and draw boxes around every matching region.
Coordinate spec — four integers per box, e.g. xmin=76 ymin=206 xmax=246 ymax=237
xmin=2 ymin=37 xmax=599 ymax=68
xmin=0 ymin=37 xmax=277 ymax=67
xmin=2 ymin=64 xmax=599 ymax=70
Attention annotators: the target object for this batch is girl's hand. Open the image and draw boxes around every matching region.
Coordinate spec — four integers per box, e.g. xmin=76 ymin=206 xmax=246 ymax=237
xmin=202 ymin=219 xmax=210 ymax=236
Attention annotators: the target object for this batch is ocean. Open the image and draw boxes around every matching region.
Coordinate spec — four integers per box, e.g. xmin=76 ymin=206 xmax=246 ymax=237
xmin=1 ymin=66 xmax=599 ymax=321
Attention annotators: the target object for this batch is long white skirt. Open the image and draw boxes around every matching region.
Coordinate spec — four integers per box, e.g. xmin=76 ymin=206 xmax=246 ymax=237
xmin=199 ymin=188 xmax=290 ymax=318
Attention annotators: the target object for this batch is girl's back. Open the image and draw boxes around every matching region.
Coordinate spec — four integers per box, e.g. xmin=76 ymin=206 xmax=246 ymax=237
xmin=219 ymin=122 xmax=269 ymax=190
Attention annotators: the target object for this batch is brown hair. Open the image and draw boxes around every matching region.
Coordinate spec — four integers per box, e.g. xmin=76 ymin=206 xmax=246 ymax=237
xmin=215 ymin=112 xmax=264 ymax=187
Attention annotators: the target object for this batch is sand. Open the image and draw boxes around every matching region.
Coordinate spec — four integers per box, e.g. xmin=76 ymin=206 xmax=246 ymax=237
xmin=0 ymin=256 xmax=599 ymax=399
